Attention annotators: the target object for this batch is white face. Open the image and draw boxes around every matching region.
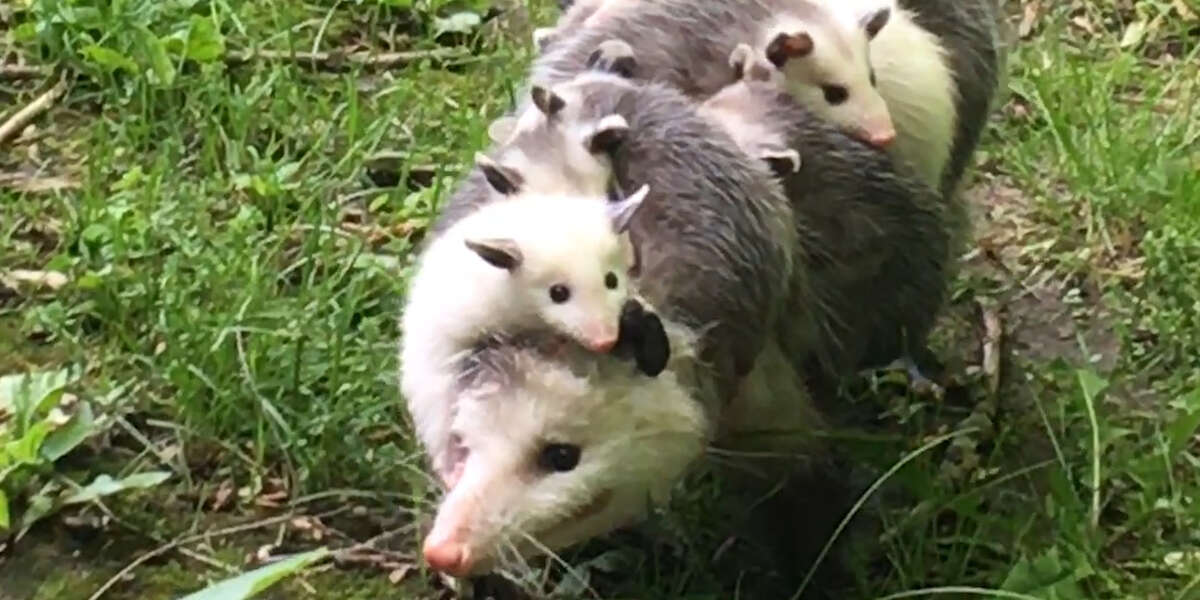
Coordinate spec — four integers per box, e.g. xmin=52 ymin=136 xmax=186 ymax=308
xmin=521 ymin=235 xmax=631 ymax=354
xmin=771 ymin=10 xmax=896 ymax=147
xmin=421 ymin=343 xmax=708 ymax=577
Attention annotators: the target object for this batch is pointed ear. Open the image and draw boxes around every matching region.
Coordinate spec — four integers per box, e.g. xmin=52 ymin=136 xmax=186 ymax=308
xmin=487 ymin=117 xmax=518 ymax=144
xmin=759 ymin=148 xmax=801 ymax=176
xmin=586 ymin=114 xmax=630 ymax=155
xmin=607 ymin=183 xmax=649 ymax=233
xmin=475 ymin=152 xmax=523 ymax=195
xmin=464 ymin=238 xmax=523 ymax=271
xmin=531 ymin=85 xmax=566 ymax=118
xmin=765 ymin=31 xmax=814 ymax=68
xmin=861 ymin=7 xmax=891 ymax=40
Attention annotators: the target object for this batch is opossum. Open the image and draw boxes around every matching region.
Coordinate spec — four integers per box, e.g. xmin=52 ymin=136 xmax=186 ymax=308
xmin=400 ymin=109 xmax=651 ymax=485
xmin=580 ymin=36 xmax=960 ymax=385
xmin=526 ymin=0 xmax=1002 ymax=197
xmin=418 ymin=65 xmax=957 ymax=580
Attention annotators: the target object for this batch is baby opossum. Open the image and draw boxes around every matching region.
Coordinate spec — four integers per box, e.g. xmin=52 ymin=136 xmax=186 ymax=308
xmin=418 ymin=62 xmax=960 ymax=578
xmin=525 ymin=0 xmax=1002 ymax=196
xmin=400 ymin=107 xmax=650 ymax=485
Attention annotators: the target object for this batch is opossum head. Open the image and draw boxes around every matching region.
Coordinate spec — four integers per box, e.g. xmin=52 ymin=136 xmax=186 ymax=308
xmin=764 ymin=2 xmax=896 ymax=148
xmin=422 ymin=332 xmax=708 ymax=577
xmin=467 ymin=153 xmax=649 ymax=352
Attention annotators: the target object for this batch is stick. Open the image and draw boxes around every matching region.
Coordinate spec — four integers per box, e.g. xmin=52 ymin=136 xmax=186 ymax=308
xmin=0 ymin=64 xmax=50 ymax=80
xmin=87 ymin=507 xmax=349 ymax=600
xmin=0 ymin=76 xmax=68 ymax=146
xmin=224 ymin=47 xmax=469 ymax=71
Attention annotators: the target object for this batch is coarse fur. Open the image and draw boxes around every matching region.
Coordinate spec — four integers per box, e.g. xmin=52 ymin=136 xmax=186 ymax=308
xmin=526 ymin=0 xmax=1003 ymax=197
xmin=419 ymin=70 xmax=957 ymax=584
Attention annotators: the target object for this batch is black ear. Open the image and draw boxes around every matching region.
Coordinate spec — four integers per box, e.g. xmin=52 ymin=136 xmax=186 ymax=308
xmin=759 ymin=148 xmax=801 ymax=176
xmin=765 ymin=31 xmax=814 ymax=68
xmin=862 ymin=7 xmax=891 ymax=40
xmin=586 ymin=114 xmax=630 ymax=155
xmin=586 ymin=39 xmax=637 ymax=78
xmin=531 ymin=85 xmax=566 ymax=118
xmin=634 ymin=311 xmax=670 ymax=377
xmin=475 ymin=152 xmax=523 ymax=195
xmin=464 ymin=238 xmax=523 ymax=271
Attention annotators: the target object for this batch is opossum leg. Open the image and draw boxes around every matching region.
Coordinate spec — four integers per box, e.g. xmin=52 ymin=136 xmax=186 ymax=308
xmin=586 ymin=38 xmax=637 ymax=78
xmin=889 ymin=355 xmax=945 ymax=399
xmin=532 ymin=27 xmax=558 ymax=52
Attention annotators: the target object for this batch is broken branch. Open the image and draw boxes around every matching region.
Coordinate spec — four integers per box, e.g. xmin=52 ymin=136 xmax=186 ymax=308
xmin=0 ymin=76 xmax=68 ymax=146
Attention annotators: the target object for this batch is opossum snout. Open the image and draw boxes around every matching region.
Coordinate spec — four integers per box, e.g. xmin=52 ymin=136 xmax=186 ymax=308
xmin=582 ymin=325 xmax=620 ymax=353
xmin=867 ymin=127 xmax=896 ymax=148
xmin=423 ymin=536 xmax=473 ymax=576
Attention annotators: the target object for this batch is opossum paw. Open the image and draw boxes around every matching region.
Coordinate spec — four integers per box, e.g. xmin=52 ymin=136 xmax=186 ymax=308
xmin=586 ymin=39 xmax=637 ymax=79
xmin=532 ymin=27 xmax=558 ymax=52
xmin=759 ymin=147 xmax=801 ymax=176
xmin=891 ymin=356 xmax=945 ymax=400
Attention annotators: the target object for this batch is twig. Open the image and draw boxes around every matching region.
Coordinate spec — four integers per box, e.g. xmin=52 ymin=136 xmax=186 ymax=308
xmin=0 ymin=76 xmax=68 ymax=146
xmin=88 ymin=507 xmax=350 ymax=600
xmin=979 ymin=300 xmax=1003 ymax=397
xmin=224 ymin=47 xmax=469 ymax=71
xmin=0 ymin=64 xmax=50 ymax=80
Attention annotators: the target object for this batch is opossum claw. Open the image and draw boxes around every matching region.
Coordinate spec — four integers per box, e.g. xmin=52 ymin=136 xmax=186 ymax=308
xmin=586 ymin=39 xmax=638 ymax=79
xmin=765 ymin=31 xmax=814 ymax=68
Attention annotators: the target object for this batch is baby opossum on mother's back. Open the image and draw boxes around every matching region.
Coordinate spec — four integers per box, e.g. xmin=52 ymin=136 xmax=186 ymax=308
xmin=528 ymin=0 xmax=1003 ymax=196
xmin=418 ymin=61 xmax=959 ymax=579
xmin=400 ymin=103 xmax=651 ymax=485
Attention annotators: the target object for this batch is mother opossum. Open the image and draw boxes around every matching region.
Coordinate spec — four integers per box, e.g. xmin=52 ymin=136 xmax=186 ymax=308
xmin=413 ymin=66 xmax=953 ymax=589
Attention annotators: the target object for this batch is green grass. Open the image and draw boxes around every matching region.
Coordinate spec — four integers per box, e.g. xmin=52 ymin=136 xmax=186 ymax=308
xmin=1 ymin=0 xmax=1199 ymax=598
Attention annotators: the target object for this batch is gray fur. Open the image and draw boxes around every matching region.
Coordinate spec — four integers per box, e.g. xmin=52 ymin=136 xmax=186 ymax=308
xmin=529 ymin=0 xmax=1004 ymax=196
xmin=434 ymin=74 xmax=800 ymax=395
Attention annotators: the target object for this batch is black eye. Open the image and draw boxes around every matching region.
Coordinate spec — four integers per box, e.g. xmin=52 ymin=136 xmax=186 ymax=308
xmin=549 ymin=284 xmax=570 ymax=303
xmin=605 ymin=272 xmax=618 ymax=289
xmin=822 ymin=85 xmax=849 ymax=105
xmin=869 ymin=69 xmax=877 ymax=87
xmin=538 ymin=443 xmax=581 ymax=472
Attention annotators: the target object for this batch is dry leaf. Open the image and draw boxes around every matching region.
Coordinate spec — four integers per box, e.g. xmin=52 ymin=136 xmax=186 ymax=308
xmin=1120 ymin=20 xmax=1148 ymax=48
xmin=1 ymin=269 xmax=69 ymax=291
xmin=1018 ymin=0 xmax=1042 ymax=39
xmin=291 ymin=517 xmax=314 ymax=531
xmin=209 ymin=478 xmax=235 ymax=511
xmin=388 ymin=564 xmax=414 ymax=584
xmin=1173 ymin=0 xmax=1198 ymax=21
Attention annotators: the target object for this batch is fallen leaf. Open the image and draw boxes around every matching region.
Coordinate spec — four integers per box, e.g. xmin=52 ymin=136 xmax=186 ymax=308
xmin=1 ymin=269 xmax=69 ymax=291
xmin=209 ymin=479 xmax=235 ymax=511
xmin=388 ymin=564 xmax=414 ymax=584
xmin=1120 ymin=20 xmax=1148 ymax=48
xmin=1173 ymin=0 xmax=1197 ymax=21
xmin=1018 ymin=0 xmax=1041 ymax=39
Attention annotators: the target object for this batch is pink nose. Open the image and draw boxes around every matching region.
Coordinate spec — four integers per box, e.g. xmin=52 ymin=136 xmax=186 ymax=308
xmin=866 ymin=128 xmax=896 ymax=148
xmin=586 ymin=335 xmax=618 ymax=353
xmin=423 ymin=538 xmax=472 ymax=576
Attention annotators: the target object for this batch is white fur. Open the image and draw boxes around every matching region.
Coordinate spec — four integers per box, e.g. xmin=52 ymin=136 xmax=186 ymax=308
xmin=760 ymin=0 xmax=957 ymax=187
xmin=423 ymin=319 xmax=711 ymax=576
xmin=400 ymin=193 xmax=638 ymax=480
xmin=866 ymin=3 xmax=959 ymax=187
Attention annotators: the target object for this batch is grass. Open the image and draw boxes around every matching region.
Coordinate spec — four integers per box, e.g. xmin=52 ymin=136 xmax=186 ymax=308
xmin=1 ymin=0 xmax=1198 ymax=598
